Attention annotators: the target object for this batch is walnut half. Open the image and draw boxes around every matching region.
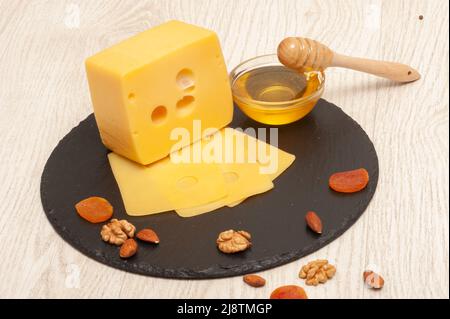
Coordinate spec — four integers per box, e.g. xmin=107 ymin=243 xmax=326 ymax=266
xmin=101 ymin=219 xmax=136 ymax=246
xmin=216 ymin=229 xmax=252 ymax=254
xmin=299 ymin=259 xmax=336 ymax=286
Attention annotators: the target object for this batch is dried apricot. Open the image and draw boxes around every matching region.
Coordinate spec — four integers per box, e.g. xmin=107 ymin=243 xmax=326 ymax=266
xmin=270 ymin=285 xmax=308 ymax=299
xmin=329 ymin=168 xmax=369 ymax=193
xmin=75 ymin=196 xmax=113 ymax=223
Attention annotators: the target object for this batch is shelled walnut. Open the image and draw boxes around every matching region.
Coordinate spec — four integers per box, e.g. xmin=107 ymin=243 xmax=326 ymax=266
xmin=216 ymin=229 xmax=252 ymax=253
xmin=299 ymin=259 xmax=336 ymax=286
xmin=100 ymin=219 xmax=136 ymax=246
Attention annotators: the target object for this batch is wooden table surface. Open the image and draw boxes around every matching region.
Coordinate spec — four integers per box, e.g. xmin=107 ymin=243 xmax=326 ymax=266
xmin=0 ymin=0 xmax=448 ymax=299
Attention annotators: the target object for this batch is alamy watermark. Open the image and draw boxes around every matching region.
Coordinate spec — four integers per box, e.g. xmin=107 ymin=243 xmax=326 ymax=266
xmin=169 ymin=121 xmax=279 ymax=175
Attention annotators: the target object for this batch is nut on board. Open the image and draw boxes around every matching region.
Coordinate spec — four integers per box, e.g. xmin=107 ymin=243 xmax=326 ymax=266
xmin=136 ymin=228 xmax=160 ymax=244
xmin=216 ymin=229 xmax=252 ymax=253
xmin=305 ymin=211 xmax=323 ymax=234
xmin=101 ymin=219 xmax=136 ymax=246
xmin=120 ymin=238 xmax=138 ymax=259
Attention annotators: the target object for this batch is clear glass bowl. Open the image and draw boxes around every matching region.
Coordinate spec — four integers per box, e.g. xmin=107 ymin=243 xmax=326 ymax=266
xmin=230 ymin=54 xmax=325 ymax=125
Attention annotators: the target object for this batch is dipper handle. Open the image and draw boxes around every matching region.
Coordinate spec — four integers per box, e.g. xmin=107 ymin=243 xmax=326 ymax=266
xmin=277 ymin=37 xmax=420 ymax=83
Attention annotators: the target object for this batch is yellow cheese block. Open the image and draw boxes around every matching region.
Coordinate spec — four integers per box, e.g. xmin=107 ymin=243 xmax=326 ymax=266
xmin=86 ymin=20 xmax=233 ymax=165
xmin=108 ymin=152 xmax=228 ymax=216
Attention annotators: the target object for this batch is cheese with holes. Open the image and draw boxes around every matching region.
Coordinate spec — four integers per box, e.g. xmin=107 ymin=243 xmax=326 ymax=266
xmin=108 ymin=128 xmax=295 ymax=217
xmin=86 ymin=20 xmax=233 ymax=165
xmin=108 ymin=153 xmax=228 ymax=216
xmin=224 ymin=129 xmax=296 ymax=181
xmin=226 ymin=140 xmax=296 ymax=207
xmin=107 ymin=153 xmax=172 ymax=214
xmin=177 ymin=129 xmax=295 ymax=215
xmin=176 ymin=159 xmax=274 ymax=217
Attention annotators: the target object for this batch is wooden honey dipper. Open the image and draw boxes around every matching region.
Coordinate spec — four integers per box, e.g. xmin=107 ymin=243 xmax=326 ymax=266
xmin=278 ymin=37 xmax=420 ymax=83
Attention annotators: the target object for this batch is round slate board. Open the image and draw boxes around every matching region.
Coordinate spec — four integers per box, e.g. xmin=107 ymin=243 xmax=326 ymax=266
xmin=41 ymin=99 xmax=378 ymax=279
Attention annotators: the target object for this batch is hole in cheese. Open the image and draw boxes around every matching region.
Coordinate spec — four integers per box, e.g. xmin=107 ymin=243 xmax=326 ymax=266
xmin=151 ymin=105 xmax=167 ymax=125
xmin=223 ymin=171 xmax=239 ymax=183
xmin=176 ymin=95 xmax=195 ymax=116
xmin=184 ymin=85 xmax=195 ymax=93
xmin=176 ymin=69 xmax=195 ymax=91
xmin=128 ymin=93 xmax=136 ymax=101
xmin=176 ymin=176 xmax=198 ymax=189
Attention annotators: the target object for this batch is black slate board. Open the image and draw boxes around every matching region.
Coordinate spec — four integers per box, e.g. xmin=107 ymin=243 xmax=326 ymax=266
xmin=40 ymin=99 xmax=378 ymax=279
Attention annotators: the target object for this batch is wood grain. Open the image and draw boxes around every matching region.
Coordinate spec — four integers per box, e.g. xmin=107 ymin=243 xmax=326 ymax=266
xmin=0 ymin=0 xmax=448 ymax=298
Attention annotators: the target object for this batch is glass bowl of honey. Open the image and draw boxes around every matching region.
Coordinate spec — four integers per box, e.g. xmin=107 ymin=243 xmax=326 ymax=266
xmin=230 ymin=54 xmax=325 ymax=125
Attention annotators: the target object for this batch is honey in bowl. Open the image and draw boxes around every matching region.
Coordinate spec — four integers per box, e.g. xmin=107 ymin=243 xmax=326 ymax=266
xmin=230 ymin=54 xmax=325 ymax=125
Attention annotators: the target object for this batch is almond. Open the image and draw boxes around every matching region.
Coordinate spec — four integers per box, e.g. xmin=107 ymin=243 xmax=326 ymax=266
xmin=136 ymin=228 xmax=160 ymax=244
xmin=119 ymin=238 xmax=138 ymax=258
xmin=363 ymin=270 xmax=384 ymax=289
xmin=243 ymin=274 xmax=266 ymax=287
xmin=305 ymin=211 xmax=323 ymax=234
